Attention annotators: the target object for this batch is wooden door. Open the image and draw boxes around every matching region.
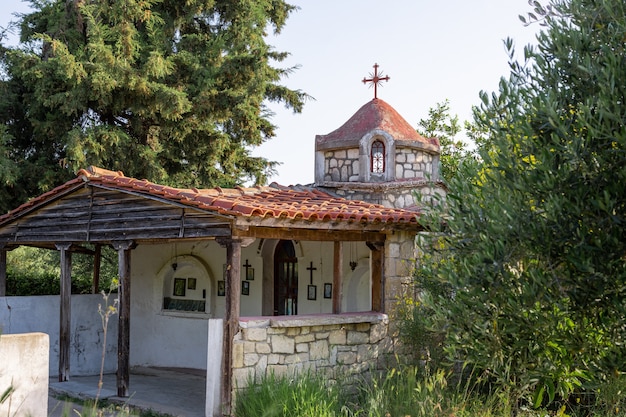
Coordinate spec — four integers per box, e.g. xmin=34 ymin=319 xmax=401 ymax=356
xmin=273 ymin=240 xmax=298 ymax=315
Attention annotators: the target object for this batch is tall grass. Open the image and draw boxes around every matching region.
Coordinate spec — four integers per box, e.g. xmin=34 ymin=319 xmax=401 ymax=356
xmin=235 ymin=371 xmax=347 ymax=417
xmin=234 ymin=366 xmax=626 ymax=417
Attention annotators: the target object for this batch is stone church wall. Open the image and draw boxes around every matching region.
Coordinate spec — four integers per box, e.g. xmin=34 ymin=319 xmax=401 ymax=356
xmin=322 ymin=147 xmax=436 ymax=184
xmin=323 ymin=149 xmax=360 ymax=182
xmin=395 ymin=148 xmax=434 ymax=180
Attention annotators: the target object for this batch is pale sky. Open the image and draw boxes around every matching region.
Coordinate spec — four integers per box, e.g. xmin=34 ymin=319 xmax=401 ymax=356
xmin=1 ymin=0 xmax=539 ymax=186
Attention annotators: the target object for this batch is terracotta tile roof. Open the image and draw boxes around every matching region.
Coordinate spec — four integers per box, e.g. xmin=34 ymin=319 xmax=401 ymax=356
xmin=315 ymin=99 xmax=439 ymax=147
xmin=0 ymin=166 xmax=421 ymax=228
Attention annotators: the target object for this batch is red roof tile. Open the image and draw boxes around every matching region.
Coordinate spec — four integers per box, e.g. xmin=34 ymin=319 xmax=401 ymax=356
xmin=316 ymin=99 xmax=439 ymax=147
xmin=0 ymin=167 xmax=421 ymax=228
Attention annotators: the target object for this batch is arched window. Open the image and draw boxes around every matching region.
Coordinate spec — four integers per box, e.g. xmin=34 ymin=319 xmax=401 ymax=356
xmin=371 ymin=140 xmax=385 ymax=173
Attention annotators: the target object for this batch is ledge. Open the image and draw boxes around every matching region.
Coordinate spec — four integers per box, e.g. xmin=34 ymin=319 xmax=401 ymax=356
xmin=240 ymin=312 xmax=387 ymax=329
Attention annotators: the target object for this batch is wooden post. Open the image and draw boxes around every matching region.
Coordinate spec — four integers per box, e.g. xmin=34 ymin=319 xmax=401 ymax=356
xmin=333 ymin=241 xmax=343 ymax=314
xmin=56 ymin=243 xmax=72 ymax=382
xmin=92 ymin=244 xmax=102 ymax=294
xmin=113 ymin=241 xmax=134 ymax=398
xmin=368 ymin=242 xmax=384 ymax=312
xmin=217 ymin=238 xmax=241 ymax=416
xmin=0 ymin=246 xmax=6 ymax=297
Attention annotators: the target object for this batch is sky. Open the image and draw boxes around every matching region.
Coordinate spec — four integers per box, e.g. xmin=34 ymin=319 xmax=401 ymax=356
xmin=1 ymin=0 xmax=540 ymax=186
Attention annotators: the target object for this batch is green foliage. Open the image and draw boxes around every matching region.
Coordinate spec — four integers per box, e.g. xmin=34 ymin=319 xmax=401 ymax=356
xmin=416 ymin=100 xmax=472 ymax=183
xmin=0 ymin=0 xmax=307 ymax=213
xmin=6 ymin=246 xmax=117 ymax=295
xmin=412 ymin=0 xmax=626 ymax=410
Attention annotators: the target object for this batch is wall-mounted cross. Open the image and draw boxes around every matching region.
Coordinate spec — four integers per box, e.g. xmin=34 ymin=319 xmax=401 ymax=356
xmin=362 ymin=63 xmax=390 ymax=99
xmin=243 ymin=259 xmax=252 ymax=278
xmin=306 ymin=261 xmax=317 ymax=285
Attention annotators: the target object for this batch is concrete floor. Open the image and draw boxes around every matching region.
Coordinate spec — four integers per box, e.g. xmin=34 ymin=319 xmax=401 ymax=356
xmin=48 ymin=367 xmax=207 ymax=417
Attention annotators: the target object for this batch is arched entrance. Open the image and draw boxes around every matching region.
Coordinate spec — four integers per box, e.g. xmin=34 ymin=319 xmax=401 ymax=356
xmin=273 ymin=240 xmax=298 ymax=315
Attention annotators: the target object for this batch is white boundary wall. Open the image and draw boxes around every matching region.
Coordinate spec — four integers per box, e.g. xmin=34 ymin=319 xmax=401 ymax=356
xmin=0 ymin=294 xmax=118 ymax=376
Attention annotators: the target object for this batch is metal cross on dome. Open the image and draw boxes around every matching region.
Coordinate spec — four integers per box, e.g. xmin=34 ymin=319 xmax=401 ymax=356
xmin=362 ymin=63 xmax=390 ymax=99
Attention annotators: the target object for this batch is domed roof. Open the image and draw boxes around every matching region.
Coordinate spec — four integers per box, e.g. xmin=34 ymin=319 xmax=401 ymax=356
xmin=315 ymin=99 xmax=439 ymax=148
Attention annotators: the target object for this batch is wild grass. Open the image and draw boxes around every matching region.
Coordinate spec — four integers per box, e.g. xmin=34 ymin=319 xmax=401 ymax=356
xmin=234 ymin=371 xmax=346 ymax=417
xmin=234 ymin=365 xmax=626 ymax=417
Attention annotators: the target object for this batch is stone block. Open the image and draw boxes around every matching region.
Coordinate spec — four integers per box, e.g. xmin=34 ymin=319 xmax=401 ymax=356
xmin=315 ymin=331 xmax=330 ymax=340
xmin=337 ymin=351 xmax=357 ymax=365
xmin=245 ymin=327 xmax=268 ymax=342
xmin=358 ymin=344 xmax=379 ymax=362
xmin=286 ymin=327 xmax=301 ymax=337
xmin=355 ymin=323 xmax=370 ymax=332
xmin=329 ymin=329 xmax=346 ymax=345
xmin=310 ymin=340 xmax=330 ymax=360
xmin=233 ymin=341 xmax=245 ymax=368
xmin=244 ymin=341 xmax=256 ymax=353
xmin=347 ymin=331 xmax=369 ymax=345
xmin=267 ymin=364 xmax=289 ymax=378
xmin=285 ymin=352 xmax=308 ymax=364
xmin=295 ymin=334 xmax=315 ymax=344
xmin=256 ymin=342 xmax=271 ymax=354
xmin=254 ymin=355 xmax=268 ymax=382
xmin=244 ymin=353 xmax=260 ymax=367
xmin=296 ymin=343 xmax=309 ymax=353
xmin=388 ymin=242 xmax=401 ymax=258
xmin=267 ymin=354 xmax=281 ymax=365
xmin=370 ymin=323 xmax=387 ymax=344
xmin=233 ymin=367 xmax=254 ymax=390
xmin=271 ymin=335 xmax=295 ymax=354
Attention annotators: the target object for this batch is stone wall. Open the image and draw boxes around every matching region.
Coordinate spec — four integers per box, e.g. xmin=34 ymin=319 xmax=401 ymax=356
xmin=395 ymin=148 xmax=434 ymax=180
xmin=323 ymin=149 xmax=360 ymax=182
xmin=232 ymin=313 xmax=394 ymax=391
xmin=329 ymin=182 xmax=445 ymax=209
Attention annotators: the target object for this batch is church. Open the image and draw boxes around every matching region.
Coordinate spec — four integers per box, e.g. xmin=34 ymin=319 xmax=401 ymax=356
xmin=0 ymin=65 xmax=445 ymax=416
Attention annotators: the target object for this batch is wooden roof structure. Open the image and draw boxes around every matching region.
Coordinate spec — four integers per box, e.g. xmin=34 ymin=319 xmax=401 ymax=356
xmin=0 ymin=166 xmax=422 ymax=249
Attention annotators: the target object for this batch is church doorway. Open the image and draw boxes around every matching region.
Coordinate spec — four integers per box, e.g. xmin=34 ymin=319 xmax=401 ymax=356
xmin=273 ymin=240 xmax=298 ymax=315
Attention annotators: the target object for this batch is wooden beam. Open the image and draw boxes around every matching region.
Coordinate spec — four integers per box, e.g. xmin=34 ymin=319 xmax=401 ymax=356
xmin=56 ymin=243 xmax=72 ymax=382
xmin=234 ymin=226 xmax=386 ymax=243
xmin=0 ymin=246 xmax=6 ymax=297
xmin=113 ymin=240 xmax=134 ymax=398
xmin=333 ymin=241 xmax=343 ymax=314
xmin=369 ymin=242 xmax=384 ymax=312
xmin=216 ymin=238 xmax=242 ymax=416
xmin=92 ymin=244 xmax=102 ymax=294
